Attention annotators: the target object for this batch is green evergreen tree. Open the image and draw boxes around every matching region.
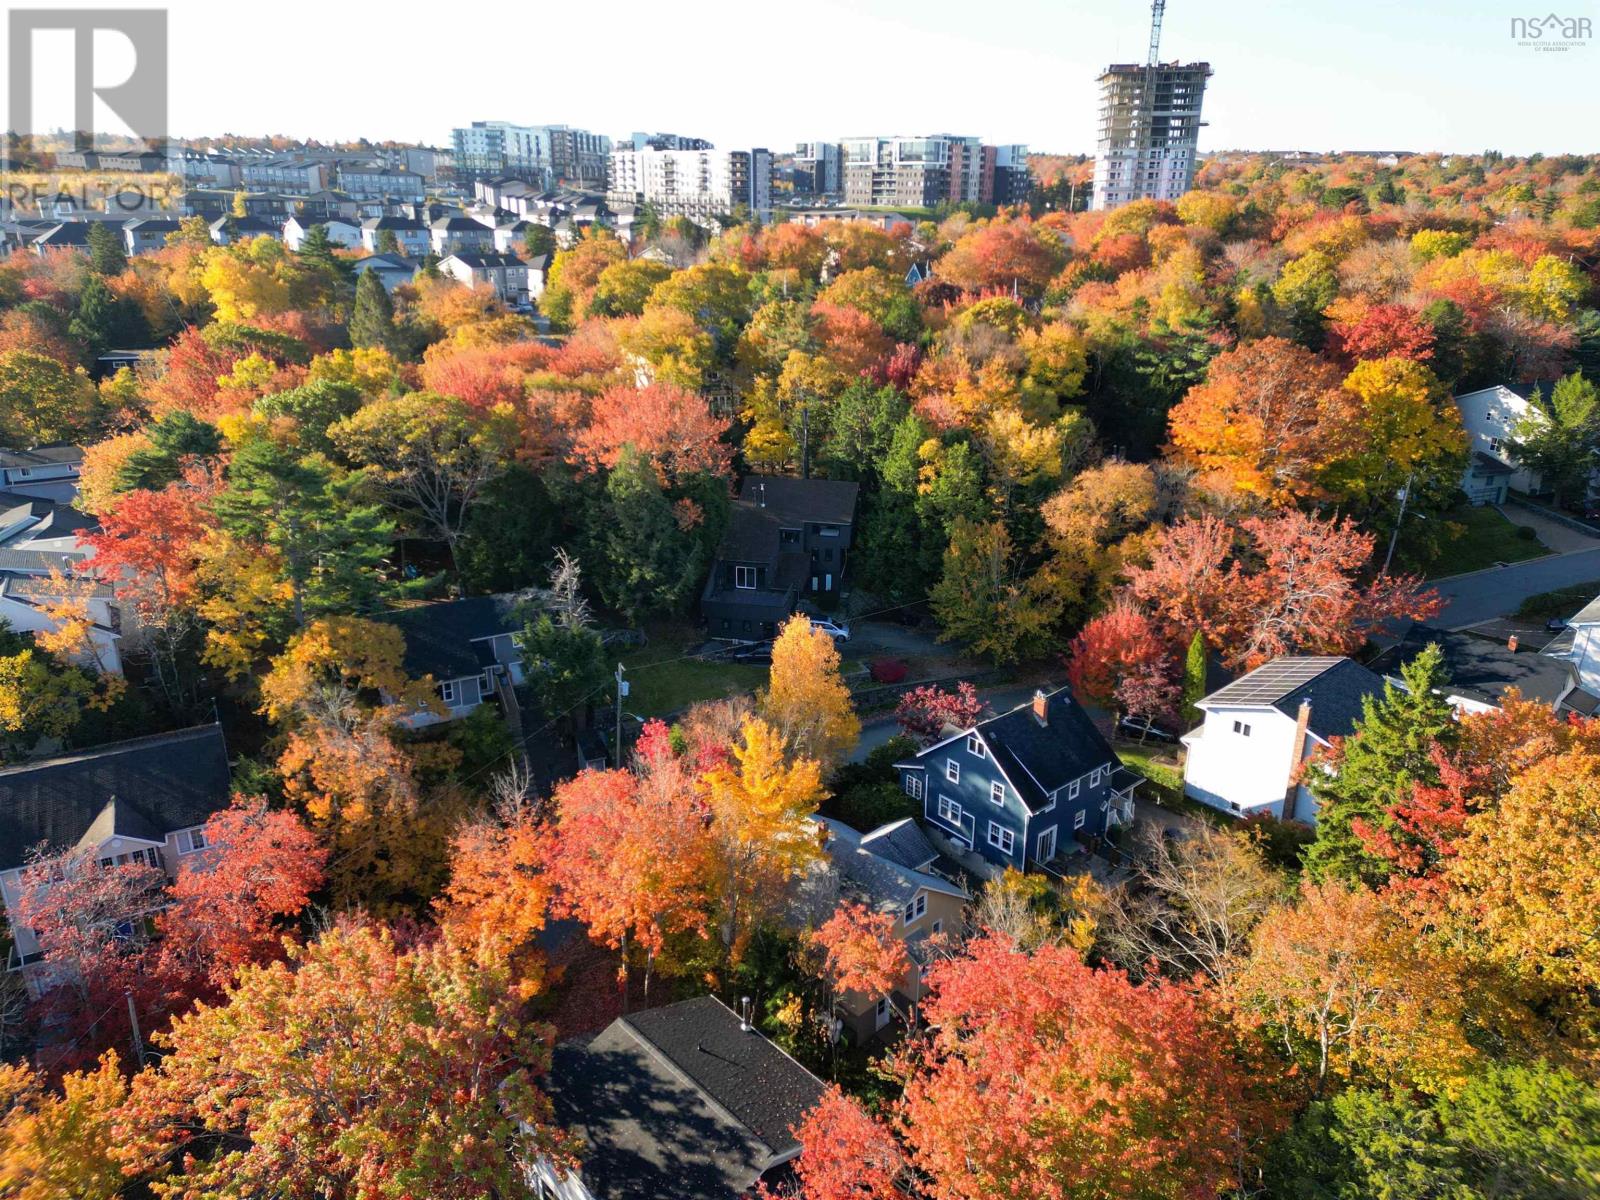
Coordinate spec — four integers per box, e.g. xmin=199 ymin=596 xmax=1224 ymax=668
xmin=114 ymin=411 xmax=224 ymax=493
xmin=68 ymin=274 xmax=147 ymax=355
xmin=1303 ymin=642 xmax=1457 ymax=887
xmin=1508 ymin=371 xmax=1600 ymax=509
xmin=593 ymin=447 xmax=700 ymax=621
xmin=518 ymin=612 xmax=607 ymax=718
xmin=1181 ymin=630 xmax=1207 ymax=728
xmin=458 ymin=466 xmax=558 ymax=594
xmin=819 ymin=380 xmax=909 ymax=482
xmin=85 ymin=221 xmax=127 ymax=275
xmin=376 ymin=228 xmax=402 ymax=255
xmin=349 ymin=268 xmax=398 ymax=352
xmin=521 ymin=223 xmax=556 ymax=258
xmin=212 ymin=438 xmax=393 ymax=627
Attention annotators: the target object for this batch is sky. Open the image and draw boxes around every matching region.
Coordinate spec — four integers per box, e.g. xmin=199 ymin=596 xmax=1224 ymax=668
xmin=6 ymin=0 xmax=1598 ymax=156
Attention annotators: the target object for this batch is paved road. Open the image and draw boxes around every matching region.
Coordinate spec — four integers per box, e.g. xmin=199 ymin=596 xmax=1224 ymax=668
xmin=1432 ymin=548 xmax=1600 ymax=628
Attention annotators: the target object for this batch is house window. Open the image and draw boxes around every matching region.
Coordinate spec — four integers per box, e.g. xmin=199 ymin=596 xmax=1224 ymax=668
xmin=989 ymin=781 xmax=1005 ymax=807
xmin=904 ymin=775 xmax=923 ymax=800
xmin=945 ymin=759 xmax=959 ymax=784
xmin=931 ymin=919 xmax=943 ymax=935
xmin=986 ymin=822 xmax=1015 ymax=856
xmin=440 ymin=680 xmax=460 ymax=707
xmin=1074 ymin=809 xmax=1087 ymax=830
xmin=903 ymin=894 xmax=926 ymax=924
xmin=734 ymin=565 xmax=757 ymax=590
xmin=181 ymin=828 xmax=207 ymax=854
xmin=1233 ymin=720 xmax=1252 ymax=737
xmin=1068 ymin=779 xmax=1080 ymax=800
xmin=936 ymin=795 xmax=963 ymax=826
xmin=966 ymin=734 xmax=983 ymax=757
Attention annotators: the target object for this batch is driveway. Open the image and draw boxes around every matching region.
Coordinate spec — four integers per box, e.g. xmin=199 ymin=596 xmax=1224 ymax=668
xmin=1432 ymin=547 xmax=1600 ymax=628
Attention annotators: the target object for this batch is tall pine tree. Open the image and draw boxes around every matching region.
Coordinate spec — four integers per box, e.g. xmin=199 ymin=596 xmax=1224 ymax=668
xmin=86 ymin=222 xmax=127 ymax=275
xmin=1303 ymin=642 xmax=1457 ymax=886
xmin=349 ymin=268 xmax=398 ymax=352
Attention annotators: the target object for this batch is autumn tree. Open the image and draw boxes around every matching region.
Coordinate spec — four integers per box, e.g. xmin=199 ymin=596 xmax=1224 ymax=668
xmin=760 ymin=614 xmax=860 ymax=765
xmin=1166 ymin=337 xmax=1356 ymax=504
xmin=569 ymin=381 xmax=733 ymax=484
xmin=702 ymin=718 xmax=826 ymax=969
xmin=795 ymin=934 xmax=1270 ymax=1200
xmin=1065 ymin=602 xmax=1172 ymax=719
xmin=120 ymin=922 xmax=564 ymax=1199
xmin=936 ymin=220 xmax=1067 ymax=299
xmin=809 ymin=900 xmax=912 ymax=1020
xmin=1304 ymin=643 xmax=1457 ymax=888
xmin=157 ymin=795 xmax=327 ymax=994
xmin=0 ymin=349 xmax=100 ymax=446
xmin=931 ymin=517 xmax=1072 ymax=664
xmin=1236 ymin=880 xmax=1478 ymax=1096
xmin=0 ymin=1053 xmax=129 ymax=1200
xmin=330 ymin=392 xmax=516 ymax=576
xmin=1100 ymin=824 xmax=1283 ymax=986
xmin=895 ymin=680 xmax=984 ymax=745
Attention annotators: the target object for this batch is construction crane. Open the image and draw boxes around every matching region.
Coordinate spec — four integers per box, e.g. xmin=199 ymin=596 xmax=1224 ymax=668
xmin=1147 ymin=0 xmax=1165 ymax=65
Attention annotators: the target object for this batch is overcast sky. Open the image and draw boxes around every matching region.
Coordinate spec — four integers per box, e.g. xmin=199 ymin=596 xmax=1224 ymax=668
xmin=8 ymin=0 xmax=1598 ymax=156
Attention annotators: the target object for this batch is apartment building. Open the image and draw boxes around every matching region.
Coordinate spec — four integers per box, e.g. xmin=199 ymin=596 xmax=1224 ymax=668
xmin=793 ymin=141 xmax=842 ymax=197
xmin=607 ymin=147 xmax=772 ymax=225
xmin=1091 ymin=61 xmax=1211 ymax=209
xmin=451 ymin=122 xmax=611 ymax=188
xmin=992 ymin=144 xmax=1032 ymax=205
xmin=842 ymin=136 xmax=953 ymax=208
xmin=624 ymin=132 xmax=714 ymax=151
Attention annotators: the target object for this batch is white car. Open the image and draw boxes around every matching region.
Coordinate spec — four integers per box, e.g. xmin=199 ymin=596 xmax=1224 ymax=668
xmin=807 ymin=618 xmax=850 ymax=641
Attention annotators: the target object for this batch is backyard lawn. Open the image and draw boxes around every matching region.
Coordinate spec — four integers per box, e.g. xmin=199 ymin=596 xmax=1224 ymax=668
xmin=1398 ymin=504 xmax=1549 ymax=579
xmin=616 ymin=625 xmax=768 ymax=720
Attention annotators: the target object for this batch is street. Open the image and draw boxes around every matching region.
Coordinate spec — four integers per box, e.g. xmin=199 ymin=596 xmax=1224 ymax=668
xmin=1431 ymin=547 xmax=1600 ymax=629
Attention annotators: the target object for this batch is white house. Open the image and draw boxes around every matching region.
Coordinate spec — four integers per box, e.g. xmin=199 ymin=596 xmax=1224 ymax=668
xmin=437 ymin=252 xmax=536 ymax=304
xmin=430 ymin=216 xmax=495 ymax=256
xmin=0 ymin=726 xmax=233 ymax=975
xmin=282 ymin=216 xmax=363 ymax=251
xmin=0 ymin=446 xmax=84 ymax=503
xmin=1452 ymin=383 xmax=1551 ymax=500
xmin=1549 ymin=595 xmax=1600 ymax=714
xmin=1181 ymin=657 xmax=1387 ymax=824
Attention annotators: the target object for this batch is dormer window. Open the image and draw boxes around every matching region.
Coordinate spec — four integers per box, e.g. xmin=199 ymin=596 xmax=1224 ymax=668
xmin=966 ymin=734 xmax=983 ymax=757
xmin=734 ymin=565 xmax=757 ymax=590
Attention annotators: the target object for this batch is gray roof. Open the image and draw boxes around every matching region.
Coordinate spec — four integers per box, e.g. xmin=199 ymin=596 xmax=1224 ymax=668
xmin=352 ymin=253 xmax=415 ymax=273
xmin=0 ymin=726 xmax=232 ymax=870
xmin=374 ymin=595 xmax=521 ymax=681
xmin=0 ymin=445 xmax=84 ymax=469
xmin=1369 ymin=625 xmax=1575 ymax=709
xmin=738 ymin=476 xmax=858 ymax=527
xmin=363 ymin=215 xmax=426 ymax=231
xmin=816 ymin=816 xmax=966 ymax=912
xmin=1202 ymin=657 xmax=1386 ymax=741
xmin=445 ymin=252 xmax=523 ymax=269
xmin=548 ymin=996 xmax=825 ymax=1200
xmin=1569 ymin=593 xmax=1600 ymax=626
xmin=857 ymin=816 xmax=939 ymax=871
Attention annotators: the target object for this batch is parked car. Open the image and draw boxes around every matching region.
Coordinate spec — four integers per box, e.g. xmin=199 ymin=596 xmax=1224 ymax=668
xmin=808 ymin=618 xmax=850 ymax=641
xmin=1547 ymin=616 xmax=1570 ymax=632
xmin=728 ymin=645 xmax=773 ymax=664
xmin=1116 ymin=715 xmax=1178 ymax=743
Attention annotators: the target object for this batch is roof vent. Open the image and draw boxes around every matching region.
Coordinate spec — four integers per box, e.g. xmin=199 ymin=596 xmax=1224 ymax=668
xmin=757 ymin=481 xmax=766 ymax=508
xmin=739 ymin=996 xmax=753 ymax=1032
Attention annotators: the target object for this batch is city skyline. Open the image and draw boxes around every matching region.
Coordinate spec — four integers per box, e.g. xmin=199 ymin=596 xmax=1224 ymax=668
xmin=5 ymin=0 xmax=1594 ymax=157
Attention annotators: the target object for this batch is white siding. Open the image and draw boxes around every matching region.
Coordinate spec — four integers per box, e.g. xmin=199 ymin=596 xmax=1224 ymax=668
xmin=1181 ymin=705 xmax=1302 ymax=820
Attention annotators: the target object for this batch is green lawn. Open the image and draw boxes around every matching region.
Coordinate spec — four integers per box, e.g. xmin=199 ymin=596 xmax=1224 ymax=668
xmin=1517 ymin=579 xmax=1600 ymax=622
xmin=616 ymin=625 xmax=768 ymax=720
xmin=1398 ymin=504 xmax=1548 ymax=579
xmin=1112 ymin=740 xmax=1184 ymax=794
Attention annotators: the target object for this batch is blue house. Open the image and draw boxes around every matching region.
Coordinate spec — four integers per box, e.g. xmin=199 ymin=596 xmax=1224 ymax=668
xmin=896 ymin=688 xmax=1137 ymax=873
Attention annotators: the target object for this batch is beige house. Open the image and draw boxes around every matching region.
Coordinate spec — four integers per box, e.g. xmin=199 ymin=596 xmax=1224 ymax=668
xmin=813 ymin=816 xmax=968 ymax=1040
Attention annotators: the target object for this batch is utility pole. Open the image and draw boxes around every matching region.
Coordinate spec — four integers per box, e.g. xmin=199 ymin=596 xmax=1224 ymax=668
xmin=800 ymin=402 xmax=810 ymax=480
xmin=1381 ymin=472 xmax=1415 ymax=575
xmin=126 ymin=989 xmax=145 ymax=1067
xmin=613 ymin=663 xmax=628 ymax=766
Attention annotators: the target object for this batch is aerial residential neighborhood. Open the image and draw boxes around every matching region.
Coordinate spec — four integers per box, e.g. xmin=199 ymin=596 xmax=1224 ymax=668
xmin=0 ymin=0 xmax=1595 ymax=1195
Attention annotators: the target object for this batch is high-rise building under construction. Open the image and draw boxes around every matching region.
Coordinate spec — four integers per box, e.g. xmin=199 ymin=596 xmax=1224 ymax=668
xmin=1091 ymin=1 xmax=1210 ymax=210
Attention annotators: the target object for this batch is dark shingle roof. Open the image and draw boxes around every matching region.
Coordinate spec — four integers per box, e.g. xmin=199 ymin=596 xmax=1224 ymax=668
xmin=0 ymin=726 xmax=232 ymax=870
xmin=737 ymin=476 xmax=858 ymax=527
xmin=374 ymin=595 xmax=520 ymax=681
xmin=718 ymin=505 xmax=781 ymax=564
xmin=1202 ymin=657 xmax=1386 ymax=741
xmin=548 ymin=996 xmax=825 ymax=1200
xmin=1369 ymin=625 xmax=1574 ymax=709
xmin=858 ymin=816 xmax=939 ymax=871
xmin=446 ymin=252 xmax=522 ymax=269
xmin=816 ymin=817 xmax=966 ymax=911
xmin=963 ymin=688 xmax=1119 ymax=812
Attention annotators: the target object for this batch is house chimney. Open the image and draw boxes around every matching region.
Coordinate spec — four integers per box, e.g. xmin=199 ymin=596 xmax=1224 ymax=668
xmin=1284 ymin=700 xmax=1313 ymax=823
xmin=1032 ymin=689 xmax=1048 ymax=726
xmin=1507 ymin=633 xmax=1519 ymax=653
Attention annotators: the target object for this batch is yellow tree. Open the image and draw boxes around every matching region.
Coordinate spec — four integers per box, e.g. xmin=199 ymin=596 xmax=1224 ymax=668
xmin=1322 ymin=356 xmax=1468 ymax=514
xmin=1234 ymin=880 xmax=1477 ymax=1096
xmin=702 ymin=718 xmax=826 ymax=968
xmin=198 ymin=240 xmax=293 ymax=323
xmin=1446 ymin=744 xmax=1600 ymax=996
xmin=760 ymin=614 xmax=859 ymax=766
xmin=0 ymin=1053 xmax=129 ymax=1200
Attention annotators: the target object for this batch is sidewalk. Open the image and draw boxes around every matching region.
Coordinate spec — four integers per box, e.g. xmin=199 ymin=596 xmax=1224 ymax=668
xmin=1500 ymin=503 xmax=1600 ymax=553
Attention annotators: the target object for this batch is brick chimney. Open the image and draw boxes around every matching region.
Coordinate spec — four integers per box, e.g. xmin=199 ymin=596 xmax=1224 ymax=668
xmin=1507 ymin=633 xmax=1519 ymax=653
xmin=1283 ymin=699 xmax=1313 ymax=823
xmin=1032 ymin=689 xmax=1048 ymax=726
